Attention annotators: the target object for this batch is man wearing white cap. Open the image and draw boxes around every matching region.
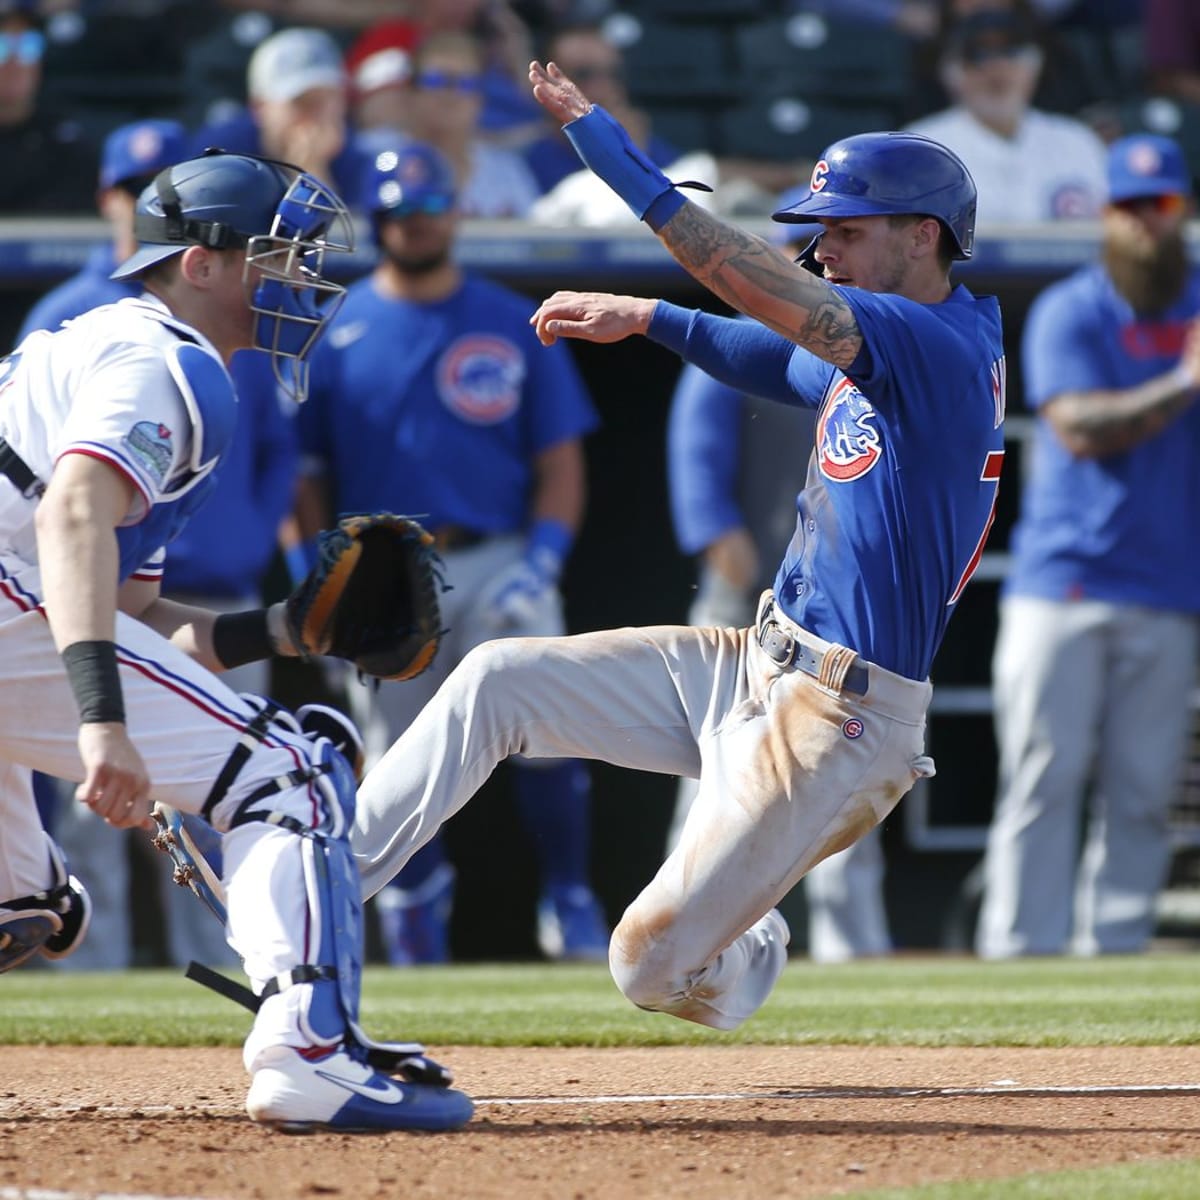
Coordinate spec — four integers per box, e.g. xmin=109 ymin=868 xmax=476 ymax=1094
xmin=190 ymin=26 xmax=365 ymax=209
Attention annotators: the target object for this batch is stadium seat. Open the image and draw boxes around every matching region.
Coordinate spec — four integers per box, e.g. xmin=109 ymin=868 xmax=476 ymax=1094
xmin=714 ymin=97 xmax=896 ymax=163
xmin=634 ymin=0 xmax=773 ymax=22
xmin=732 ymin=14 xmax=913 ymax=106
xmin=620 ymin=19 xmax=741 ymax=104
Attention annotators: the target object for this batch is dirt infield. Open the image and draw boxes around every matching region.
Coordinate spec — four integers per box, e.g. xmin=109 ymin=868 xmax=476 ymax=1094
xmin=2 ymin=1045 xmax=1199 ymax=1199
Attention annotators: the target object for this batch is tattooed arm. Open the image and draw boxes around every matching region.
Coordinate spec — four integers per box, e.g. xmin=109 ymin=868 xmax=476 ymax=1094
xmin=1038 ymin=313 xmax=1200 ymax=458
xmin=654 ymin=203 xmax=862 ymax=370
xmin=528 ymin=58 xmax=863 ymax=370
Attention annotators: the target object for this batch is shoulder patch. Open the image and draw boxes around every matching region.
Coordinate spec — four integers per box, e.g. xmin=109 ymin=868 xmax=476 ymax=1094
xmin=123 ymin=420 xmax=173 ymax=487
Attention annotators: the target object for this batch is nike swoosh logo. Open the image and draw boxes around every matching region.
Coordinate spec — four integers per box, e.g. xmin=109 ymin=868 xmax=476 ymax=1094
xmin=314 ymin=1069 xmax=407 ymax=1104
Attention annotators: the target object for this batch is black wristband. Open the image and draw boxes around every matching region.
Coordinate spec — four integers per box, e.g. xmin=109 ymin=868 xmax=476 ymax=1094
xmin=61 ymin=640 xmax=125 ymax=724
xmin=212 ymin=608 xmax=274 ymax=670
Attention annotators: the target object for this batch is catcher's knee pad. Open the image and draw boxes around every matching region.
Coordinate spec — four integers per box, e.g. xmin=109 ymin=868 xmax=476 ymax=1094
xmin=0 ymin=835 xmax=92 ymax=973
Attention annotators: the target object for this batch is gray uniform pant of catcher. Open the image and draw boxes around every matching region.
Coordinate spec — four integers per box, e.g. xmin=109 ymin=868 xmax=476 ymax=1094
xmin=977 ymin=595 xmax=1199 ymax=958
xmin=353 ymin=591 xmax=934 ymax=1030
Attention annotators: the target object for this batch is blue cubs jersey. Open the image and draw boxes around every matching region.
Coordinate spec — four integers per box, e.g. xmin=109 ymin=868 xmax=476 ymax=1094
xmin=650 ymin=284 xmax=1006 ymax=680
xmin=299 ymin=273 xmax=598 ymax=532
xmin=1006 ymin=263 xmax=1200 ymax=613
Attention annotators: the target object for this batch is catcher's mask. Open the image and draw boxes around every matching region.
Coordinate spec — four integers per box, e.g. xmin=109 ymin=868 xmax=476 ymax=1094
xmin=111 ymin=149 xmax=355 ymax=403
xmin=772 ymin=131 xmax=977 ymax=262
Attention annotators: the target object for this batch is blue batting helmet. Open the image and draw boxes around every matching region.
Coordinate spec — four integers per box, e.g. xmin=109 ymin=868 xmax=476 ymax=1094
xmin=773 ymin=131 xmax=977 ymax=260
xmin=363 ymin=141 xmax=458 ymax=222
xmin=111 ymin=150 xmax=355 ymax=402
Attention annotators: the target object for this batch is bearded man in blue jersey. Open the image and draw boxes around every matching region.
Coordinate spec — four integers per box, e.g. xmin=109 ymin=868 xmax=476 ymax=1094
xmin=347 ymin=62 xmax=1005 ymax=1030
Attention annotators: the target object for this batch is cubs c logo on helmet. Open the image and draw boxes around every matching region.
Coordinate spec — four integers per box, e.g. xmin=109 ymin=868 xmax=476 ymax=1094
xmin=437 ymin=334 xmax=524 ymax=425
xmin=810 ymin=160 xmax=829 ymax=193
xmin=816 ymin=377 xmax=881 ymax=482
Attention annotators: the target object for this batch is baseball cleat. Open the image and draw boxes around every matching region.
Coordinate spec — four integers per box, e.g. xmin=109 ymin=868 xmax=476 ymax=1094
xmin=537 ymin=884 xmax=610 ymax=962
xmin=246 ymin=1045 xmax=474 ymax=1133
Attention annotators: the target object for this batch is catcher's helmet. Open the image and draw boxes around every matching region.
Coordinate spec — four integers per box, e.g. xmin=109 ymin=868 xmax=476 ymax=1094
xmin=773 ymin=131 xmax=977 ymax=260
xmin=111 ymin=150 xmax=355 ymax=401
xmin=362 ymin=141 xmax=457 ymax=228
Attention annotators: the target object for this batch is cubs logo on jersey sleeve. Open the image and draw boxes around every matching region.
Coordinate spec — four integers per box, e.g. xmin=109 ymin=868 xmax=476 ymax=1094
xmin=437 ymin=334 xmax=524 ymax=425
xmin=816 ymin=377 xmax=881 ymax=482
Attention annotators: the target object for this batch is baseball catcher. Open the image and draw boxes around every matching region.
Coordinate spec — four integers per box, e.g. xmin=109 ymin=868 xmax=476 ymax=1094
xmin=284 ymin=512 xmax=446 ymax=681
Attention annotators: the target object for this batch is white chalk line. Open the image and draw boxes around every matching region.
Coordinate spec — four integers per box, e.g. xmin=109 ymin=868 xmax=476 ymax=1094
xmin=3 ymin=1080 xmax=1200 ymax=1122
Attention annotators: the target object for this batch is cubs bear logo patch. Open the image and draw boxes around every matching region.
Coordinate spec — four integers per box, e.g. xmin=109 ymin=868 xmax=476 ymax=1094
xmin=437 ymin=334 xmax=524 ymax=425
xmin=816 ymin=376 xmax=881 ymax=482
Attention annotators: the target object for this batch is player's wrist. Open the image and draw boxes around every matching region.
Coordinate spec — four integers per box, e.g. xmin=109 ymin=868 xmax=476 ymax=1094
xmin=61 ymin=640 xmax=126 ymax=725
xmin=525 ymin=517 xmax=574 ymax=582
xmin=1168 ymin=362 xmax=1197 ymax=395
xmin=212 ymin=606 xmax=294 ymax=669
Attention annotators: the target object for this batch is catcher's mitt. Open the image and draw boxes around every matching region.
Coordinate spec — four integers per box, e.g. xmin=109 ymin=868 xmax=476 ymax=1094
xmin=285 ymin=512 xmax=445 ymax=681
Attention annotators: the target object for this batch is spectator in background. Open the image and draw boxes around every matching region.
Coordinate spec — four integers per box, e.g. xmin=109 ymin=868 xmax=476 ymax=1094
xmin=344 ymin=1 xmax=545 ymax=152
xmin=190 ymin=25 xmax=365 ymax=209
xmin=664 ymin=206 xmax=893 ymax=964
xmin=354 ymin=29 xmax=541 ymax=218
xmin=295 ymin=141 xmax=607 ymax=964
xmin=20 ymin=117 xmax=299 ymax=970
xmin=977 ymin=134 xmax=1200 ymax=960
xmin=0 ymin=0 xmax=96 ymax=214
xmin=1145 ymin=0 xmax=1200 ymax=106
xmin=906 ymin=7 xmax=1107 ymax=224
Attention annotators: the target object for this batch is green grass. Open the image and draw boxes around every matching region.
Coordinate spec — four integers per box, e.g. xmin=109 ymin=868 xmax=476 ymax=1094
xmin=2 ymin=953 xmax=1199 ymax=1047
xmin=854 ymin=1158 xmax=1200 ymax=1200
xmin=4 ymin=955 xmax=1198 ymax=1199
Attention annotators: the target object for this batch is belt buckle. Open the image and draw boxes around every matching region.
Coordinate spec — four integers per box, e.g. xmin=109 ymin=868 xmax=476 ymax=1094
xmin=758 ymin=621 xmax=795 ymax=667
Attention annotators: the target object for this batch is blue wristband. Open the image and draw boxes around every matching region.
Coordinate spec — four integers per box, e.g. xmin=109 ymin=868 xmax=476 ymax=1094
xmin=563 ymin=105 xmax=676 ymax=220
xmin=526 ymin=517 xmax=574 ymax=580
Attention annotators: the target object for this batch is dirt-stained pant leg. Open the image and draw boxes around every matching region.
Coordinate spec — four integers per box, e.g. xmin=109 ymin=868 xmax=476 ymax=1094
xmin=611 ymin=628 xmax=932 ymax=1029
xmin=353 ymin=613 xmax=933 ymax=1029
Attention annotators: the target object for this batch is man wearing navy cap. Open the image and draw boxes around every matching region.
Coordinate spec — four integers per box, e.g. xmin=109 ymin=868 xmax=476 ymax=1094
xmin=978 ymin=133 xmax=1200 ymax=959
xmin=18 ymin=119 xmax=298 ymax=972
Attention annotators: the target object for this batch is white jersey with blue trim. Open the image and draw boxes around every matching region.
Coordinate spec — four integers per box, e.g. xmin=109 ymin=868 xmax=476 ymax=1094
xmin=774 ymin=285 xmax=1006 ymax=680
xmin=0 ymin=295 xmax=234 ymax=584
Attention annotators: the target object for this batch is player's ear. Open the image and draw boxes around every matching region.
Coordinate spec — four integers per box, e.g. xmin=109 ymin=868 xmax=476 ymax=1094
xmin=939 ymin=58 xmax=965 ymax=100
xmin=177 ymin=245 xmax=218 ymax=288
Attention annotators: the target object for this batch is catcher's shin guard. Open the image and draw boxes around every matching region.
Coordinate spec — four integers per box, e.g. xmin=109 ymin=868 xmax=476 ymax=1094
xmin=0 ymin=835 xmax=92 ymax=972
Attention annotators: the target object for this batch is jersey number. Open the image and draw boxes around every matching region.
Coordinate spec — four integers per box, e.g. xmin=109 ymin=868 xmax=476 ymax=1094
xmin=948 ymin=449 xmax=1004 ymax=605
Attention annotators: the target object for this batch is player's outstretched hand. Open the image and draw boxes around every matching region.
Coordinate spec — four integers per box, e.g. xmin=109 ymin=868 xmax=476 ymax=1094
xmin=531 ymin=290 xmax=658 ymax=346
xmin=529 ymin=60 xmax=592 ymax=125
xmin=1179 ymin=314 xmax=1200 ymax=392
xmin=76 ymin=722 xmax=152 ymax=830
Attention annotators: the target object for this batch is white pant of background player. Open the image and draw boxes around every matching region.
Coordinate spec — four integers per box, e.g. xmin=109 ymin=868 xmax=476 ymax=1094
xmin=666 ymin=571 xmax=894 ymax=964
xmin=354 ymin=591 xmax=934 ymax=1030
xmin=978 ymin=596 xmax=1199 ymax=958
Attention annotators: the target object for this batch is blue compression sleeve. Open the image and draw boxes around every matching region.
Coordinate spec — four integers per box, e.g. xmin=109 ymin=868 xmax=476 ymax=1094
xmin=648 ymin=303 xmax=797 ymax=401
xmin=563 ymin=106 xmax=683 ymax=225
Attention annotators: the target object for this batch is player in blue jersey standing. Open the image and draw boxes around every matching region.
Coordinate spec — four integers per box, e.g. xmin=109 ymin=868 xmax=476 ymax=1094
xmin=977 ymin=134 xmax=1200 ymax=959
xmin=296 ymin=140 xmax=609 ymax=965
xmin=347 ymin=63 xmax=1005 ymax=1029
